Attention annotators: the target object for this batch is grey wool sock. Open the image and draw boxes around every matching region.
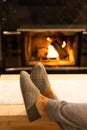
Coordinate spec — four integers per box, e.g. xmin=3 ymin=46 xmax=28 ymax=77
xmin=30 ymin=62 xmax=58 ymax=100
xmin=20 ymin=71 xmax=41 ymax=121
xmin=30 ymin=62 xmax=51 ymax=93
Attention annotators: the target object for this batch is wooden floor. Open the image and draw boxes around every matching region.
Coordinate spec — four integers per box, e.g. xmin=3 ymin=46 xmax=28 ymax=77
xmin=0 ymin=104 xmax=60 ymax=130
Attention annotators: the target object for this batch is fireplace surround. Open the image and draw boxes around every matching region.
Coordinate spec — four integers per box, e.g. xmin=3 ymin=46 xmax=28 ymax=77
xmin=1 ymin=25 xmax=87 ymax=74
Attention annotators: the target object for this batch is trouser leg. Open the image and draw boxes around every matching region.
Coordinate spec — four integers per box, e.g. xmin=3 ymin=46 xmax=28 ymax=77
xmin=47 ymin=99 xmax=87 ymax=130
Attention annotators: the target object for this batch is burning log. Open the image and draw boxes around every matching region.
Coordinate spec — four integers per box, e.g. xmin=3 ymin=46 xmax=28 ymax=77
xmin=51 ymin=40 xmax=68 ymax=59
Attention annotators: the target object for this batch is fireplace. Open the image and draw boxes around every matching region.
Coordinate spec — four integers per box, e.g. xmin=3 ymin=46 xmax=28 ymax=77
xmin=1 ymin=25 xmax=87 ymax=73
xmin=22 ymin=29 xmax=80 ymax=67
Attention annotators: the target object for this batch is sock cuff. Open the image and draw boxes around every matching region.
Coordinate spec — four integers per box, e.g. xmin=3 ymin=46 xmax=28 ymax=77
xmin=47 ymin=99 xmax=60 ymax=121
xmin=27 ymin=103 xmax=41 ymax=121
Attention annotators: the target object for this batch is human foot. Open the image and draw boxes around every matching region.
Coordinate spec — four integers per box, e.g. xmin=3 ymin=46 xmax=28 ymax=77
xmin=35 ymin=94 xmax=48 ymax=117
xmin=20 ymin=71 xmax=41 ymax=121
xmin=30 ymin=62 xmax=58 ymax=100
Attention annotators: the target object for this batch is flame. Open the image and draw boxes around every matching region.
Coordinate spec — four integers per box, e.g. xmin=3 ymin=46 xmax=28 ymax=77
xmin=46 ymin=36 xmax=52 ymax=41
xmin=47 ymin=45 xmax=59 ymax=58
xmin=62 ymin=41 xmax=66 ymax=48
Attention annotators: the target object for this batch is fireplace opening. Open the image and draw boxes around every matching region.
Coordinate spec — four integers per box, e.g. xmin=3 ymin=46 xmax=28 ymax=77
xmin=23 ymin=30 xmax=80 ymax=67
xmin=2 ymin=27 xmax=85 ymax=73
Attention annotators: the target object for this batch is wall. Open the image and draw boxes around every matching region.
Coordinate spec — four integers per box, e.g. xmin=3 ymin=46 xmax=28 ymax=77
xmin=0 ymin=27 xmax=2 ymax=65
xmin=1 ymin=0 xmax=87 ymax=30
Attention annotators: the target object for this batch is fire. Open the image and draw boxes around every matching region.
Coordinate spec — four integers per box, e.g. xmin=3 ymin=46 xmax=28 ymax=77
xmin=62 ymin=41 xmax=66 ymax=48
xmin=46 ymin=36 xmax=51 ymax=41
xmin=47 ymin=45 xmax=59 ymax=58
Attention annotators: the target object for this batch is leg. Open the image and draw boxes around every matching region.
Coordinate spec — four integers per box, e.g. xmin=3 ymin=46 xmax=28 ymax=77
xmin=20 ymin=71 xmax=87 ymax=130
xmin=47 ymin=99 xmax=87 ymax=130
xmin=36 ymin=95 xmax=87 ymax=130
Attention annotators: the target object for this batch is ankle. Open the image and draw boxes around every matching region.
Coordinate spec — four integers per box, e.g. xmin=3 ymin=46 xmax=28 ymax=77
xmin=42 ymin=87 xmax=56 ymax=98
xmin=35 ymin=94 xmax=48 ymax=116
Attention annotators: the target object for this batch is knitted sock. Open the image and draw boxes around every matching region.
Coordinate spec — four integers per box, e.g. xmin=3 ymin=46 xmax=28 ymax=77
xmin=30 ymin=62 xmax=58 ymax=100
xmin=20 ymin=71 xmax=41 ymax=121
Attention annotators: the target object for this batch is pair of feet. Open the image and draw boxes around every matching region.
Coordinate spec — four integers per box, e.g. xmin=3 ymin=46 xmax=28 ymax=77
xmin=20 ymin=62 xmax=58 ymax=121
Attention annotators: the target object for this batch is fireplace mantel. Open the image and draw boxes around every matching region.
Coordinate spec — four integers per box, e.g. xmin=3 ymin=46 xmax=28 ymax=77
xmin=17 ymin=24 xmax=86 ymax=32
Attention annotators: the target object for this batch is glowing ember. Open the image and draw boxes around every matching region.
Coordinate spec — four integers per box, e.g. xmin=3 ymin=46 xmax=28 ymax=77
xmin=62 ymin=41 xmax=66 ymax=48
xmin=46 ymin=36 xmax=52 ymax=41
xmin=47 ymin=45 xmax=59 ymax=58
